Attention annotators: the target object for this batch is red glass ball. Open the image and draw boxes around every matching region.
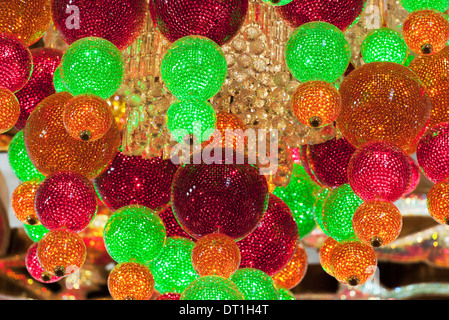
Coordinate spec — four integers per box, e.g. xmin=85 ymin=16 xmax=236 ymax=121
xmin=276 ymin=0 xmax=366 ymax=31
xmin=35 ymin=171 xmax=97 ymax=233
xmin=0 ymin=33 xmax=33 ymax=93
xmin=417 ymin=123 xmax=449 ymax=183
xmin=26 ymin=243 xmax=62 ymax=284
xmin=307 ymin=137 xmax=356 ymax=188
xmin=237 ymin=194 xmax=299 ymax=276
xmin=404 ymin=156 xmax=421 ymax=196
xmin=15 ymin=48 xmax=63 ymax=130
xmin=94 ymin=152 xmax=179 ymax=211
xmin=51 ymin=0 xmax=148 ymax=50
xmin=158 ymin=206 xmax=195 ymax=241
xmin=148 ymin=0 xmax=249 ymax=46
xmin=157 ymin=292 xmax=181 ymax=300
xmin=348 ymin=141 xmax=412 ymax=202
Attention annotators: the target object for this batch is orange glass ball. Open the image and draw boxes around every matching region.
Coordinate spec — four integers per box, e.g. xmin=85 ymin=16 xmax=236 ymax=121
xmin=204 ymin=112 xmax=247 ymax=149
xmin=63 ymin=94 xmax=114 ymax=142
xmin=331 ymin=241 xmax=377 ymax=286
xmin=0 ymin=0 xmax=52 ymax=46
xmin=37 ymin=229 xmax=87 ymax=277
xmin=11 ymin=180 xmax=40 ymax=225
xmin=23 ymin=92 xmax=121 ymax=180
xmin=191 ymin=233 xmax=241 ymax=278
xmin=319 ymin=236 xmax=338 ymax=276
xmin=0 ymin=87 xmax=20 ymax=133
xmin=291 ymin=80 xmax=341 ymax=128
xmin=352 ymin=200 xmax=403 ymax=247
xmin=271 ymin=242 xmax=308 ymax=290
xmin=402 ymin=9 xmax=449 ymax=56
xmin=427 ymin=180 xmax=449 ymax=225
xmin=337 ymin=62 xmax=431 ymax=150
xmin=108 ymin=262 xmax=155 ymax=300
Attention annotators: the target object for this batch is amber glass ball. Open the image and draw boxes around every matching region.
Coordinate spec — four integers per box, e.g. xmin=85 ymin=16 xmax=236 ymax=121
xmin=108 ymin=262 xmax=155 ymax=300
xmin=319 ymin=236 xmax=338 ymax=276
xmin=271 ymin=242 xmax=308 ymax=290
xmin=11 ymin=180 xmax=40 ymax=225
xmin=0 ymin=87 xmax=20 ymax=133
xmin=427 ymin=180 xmax=449 ymax=225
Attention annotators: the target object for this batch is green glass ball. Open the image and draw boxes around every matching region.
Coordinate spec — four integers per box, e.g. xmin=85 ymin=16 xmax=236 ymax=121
xmin=180 ymin=275 xmax=244 ymax=300
xmin=260 ymin=0 xmax=294 ymax=6
xmin=285 ymin=21 xmax=351 ymax=83
xmin=230 ymin=268 xmax=279 ymax=300
xmin=103 ymin=205 xmax=167 ymax=264
xmin=148 ymin=237 xmax=199 ymax=294
xmin=277 ymin=287 xmax=295 ymax=300
xmin=400 ymin=0 xmax=449 ymax=12
xmin=8 ymin=131 xmax=45 ymax=182
xmin=313 ymin=187 xmax=331 ymax=236
xmin=53 ymin=65 xmax=67 ymax=93
xmin=60 ymin=37 xmax=125 ymax=99
xmin=361 ymin=28 xmax=407 ymax=64
xmin=161 ymin=35 xmax=227 ymax=100
xmin=23 ymin=223 xmax=49 ymax=242
xmin=322 ymin=183 xmax=363 ymax=242
xmin=166 ymin=99 xmax=217 ymax=144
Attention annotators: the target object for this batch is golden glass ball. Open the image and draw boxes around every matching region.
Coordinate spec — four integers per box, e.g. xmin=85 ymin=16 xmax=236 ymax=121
xmin=271 ymin=242 xmax=308 ymax=290
xmin=427 ymin=180 xmax=449 ymax=225
xmin=0 ymin=87 xmax=20 ymax=133
xmin=319 ymin=236 xmax=338 ymax=276
xmin=11 ymin=180 xmax=40 ymax=225
xmin=204 ymin=112 xmax=247 ymax=149
xmin=108 ymin=262 xmax=155 ymax=300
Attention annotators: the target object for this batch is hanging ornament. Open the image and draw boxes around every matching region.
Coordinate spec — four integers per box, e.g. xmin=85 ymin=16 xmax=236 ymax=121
xmin=157 ymin=293 xmax=181 ymax=300
xmin=23 ymin=223 xmax=49 ymax=243
xmin=25 ymin=243 xmax=62 ymax=284
xmin=319 ymin=236 xmax=338 ymax=276
xmin=203 ymin=112 xmax=247 ymax=149
xmin=313 ymin=187 xmax=331 ymax=235
xmin=0 ymin=87 xmax=20 ymax=134
xmin=53 ymin=66 xmax=67 ymax=93
xmin=427 ymin=180 xmax=449 ymax=225
xmin=229 ymin=268 xmax=279 ymax=300
xmin=107 ymin=262 xmax=155 ymax=300
xmin=285 ymin=21 xmax=351 ymax=83
xmin=360 ymin=28 xmax=408 ymax=64
xmin=148 ymin=0 xmax=248 ymax=46
xmin=180 ymin=275 xmax=244 ymax=300
xmin=191 ymin=233 xmax=240 ymax=278
xmin=11 ymin=180 xmax=40 ymax=225
xmin=271 ymin=242 xmax=308 ymax=290
xmin=404 ymin=156 xmax=421 ymax=196
xmin=158 ymin=206 xmax=195 ymax=241
xmin=400 ymin=0 xmax=449 ymax=12
xmin=278 ymin=287 xmax=296 ymax=300
xmin=337 ymin=62 xmax=431 ymax=150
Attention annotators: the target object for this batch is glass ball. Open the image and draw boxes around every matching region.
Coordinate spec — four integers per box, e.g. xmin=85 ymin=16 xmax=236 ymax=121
xmin=157 ymin=293 xmax=181 ymax=300
xmin=400 ymin=0 xmax=449 ymax=12
xmin=348 ymin=141 xmax=412 ymax=202
xmin=103 ymin=205 xmax=166 ymax=264
xmin=261 ymin=0 xmax=294 ymax=6
xmin=108 ymin=262 xmax=155 ymax=300
xmin=336 ymin=62 xmax=431 ymax=150
xmin=11 ymin=180 xmax=40 ymax=225
xmin=271 ymin=242 xmax=308 ymax=290
xmin=278 ymin=287 xmax=296 ymax=300
xmin=291 ymin=81 xmax=341 ymax=128
xmin=23 ymin=223 xmax=49 ymax=243
xmin=35 ymin=171 xmax=98 ymax=232
xmin=192 ymin=233 xmax=240 ymax=278
xmin=180 ymin=275 xmax=244 ymax=300
xmin=0 ymin=87 xmax=20 ymax=133
xmin=53 ymin=65 xmax=67 ymax=93
xmin=23 ymin=92 xmax=121 ymax=180
xmin=158 ymin=206 xmax=195 ymax=240
xmin=93 ymin=151 xmax=179 ymax=211
xmin=427 ymin=180 xmax=449 ymax=225
xmin=26 ymin=243 xmax=62 ymax=284
xmin=361 ymin=28 xmax=408 ymax=64
xmin=405 ymin=156 xmax=421 ymax=195
xmin=352 ymin=200 xmax=403 ymax=247
xmin=403 ymin=9 xmax=449 ymax=56
xmin=161 ymin=35 xmax=227 ymax=100
xmin=203 ymin=112 xmax=247 ymax=150
xmin=237 ymin=194 xmax=299 ymax=276
xmin=167 ymin=99 xmax=217 ymax=144
xmin=62 ymin=94 xmax=113 ymax=142
xmin=148 ymin=0 xmax=248 ymax=46
xmin=319 ymin=236 xmax=338 ymax=276
xmin=37 ymin=228 xmax=87 ymax=277
xmin=229 ymin=268 xmax=279 ymax=300
xmin=313 ymin=187 xmax=331 ymax=235
xmin=285 ymin=21 xmax=350 ymax=83
xmin=148 ymin=237 xmax=198 ymax=294
xmin=51 ymin=0 xmax=148 ymax=50
xmin=60 ymin=37 xmax=125 ymax=99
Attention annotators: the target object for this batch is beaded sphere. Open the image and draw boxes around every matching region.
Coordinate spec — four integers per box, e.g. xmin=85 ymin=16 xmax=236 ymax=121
xmin=167 ymin=99 xmax=217 ymax=144
xmin=402 ymin=9 xmax=449 ymax=55
xmin=337 ymin=62 xmax=431 ymax=150
xmin=148 ymin=237 xmax=198 ymax=294
xmin=15 ymin=48 xmax=63 ymax=130
xmin=157 ymin=293 xmax=181 ymax=300
xmin=23 ymin=92 xmax=121 ymax=180
xmin=352 ymin=200 xmax=403 ymax=247
xmin=237 ymin=194 xmax=299 ymax=276
xmin=278 ymin=287 xmax=296 ymax=300
xmin=271 ymin=242 xmax=308 ymax=290
xmin=35 ymin=171 xmax=98 ymax=232
xmin=108 ymin=262 xmax=155 ymax=300
xmin=322 ymin=184 xmax=363 ymax=242
xmin=26 ymin=243 xmax=62 ymax=284
xmin=51 ymin=0 xmax=148 ymax=50
xmin=348 ymin=141 xmax=412 ymax=202
xmin=37 ymin=229 xmax=87 ymax=277
xmin=319 ymin=236 xmax=338 ymax=276
xmin=291 ymin=81 xmax=341 ymax=128
xmin=261 ymin=0 xmax=294 ymax=5
xmin=103 ymin=205 xmax=166 ymax=264
xmin=313 ymin=187 xmax=331 ymax=235
xmin=306 ymin=137 xmax=355 ymax=188
xmin=148 ymin=0 xmax=248 ymax=46
xmin=158 ymin=206 xmax=195 ymax=240
xmin=0 ymin=87 xmax=20 ymax=133
xmin=94 ymin=152 xmax=179 ymax=211
xmin=0 ymin=0 xmax=52 ymax=46
xmin=285 ymin=22 xmax=351 ymax=83
xmin=427 ymin=180 xmax=449 ymax=225
xmin=400 ymin=0 xmax=449 ymax=12
xmin=180 ymin=275 xmax=244 ymax=300
xmin=53 ymin=66 xmax=67 ymax=93
xmin=60 ymin=37 xmax=125 ymax=99
xmin=230 ymin=268 xmax=279 ymax=300
xmin=11 ymin=180 xmax=40 ymax=225
xmin=276 ymin=0 xmax=366 ymax=31
xmin=171 ymin=159 xmax=269 ymax=240
xmin=417 ymin=123 xmax=449 ymax=183
xmin=161 ymin=36 xmax=227 ymax=100
xmin=62 ymin=94 xmax=113 ymax=142
xmin=331 ymin=241 xmax=377 ymax=286
xmin=361 ymin=28 xmax=408 ymax=64
xmin=23 ymin=223 xmax=49 ymax=243
xmin=405 ymin=156 xmax=421 ymax=195
xmin=192 ymin=233 xmax=240 ymax=278
xmin=204 ymin=112 xmax=247 ymax=149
